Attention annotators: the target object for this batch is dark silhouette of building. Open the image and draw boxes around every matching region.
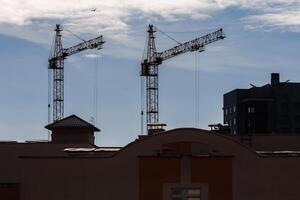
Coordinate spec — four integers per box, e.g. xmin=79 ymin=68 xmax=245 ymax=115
xmin=1 ymin=114 xmax=300 ymax=200
xmin=224 ymin=73 xmax=300 ymax=135
xmin=45 ymin=115 xmax=100 ymax=144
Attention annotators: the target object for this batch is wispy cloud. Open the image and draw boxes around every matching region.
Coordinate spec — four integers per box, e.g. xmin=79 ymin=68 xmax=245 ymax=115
xmin=84 ymin=54 xmax=102 ymax=59
xmin=243 ymin=11 xmax=300 ymax=32
xmin=1 ymin=0 xmax=300 ymax=57
xmin=0 ymin=0 xmax=230 ymax=43
xmin=240 ymin=0 xmax=300 ymax=31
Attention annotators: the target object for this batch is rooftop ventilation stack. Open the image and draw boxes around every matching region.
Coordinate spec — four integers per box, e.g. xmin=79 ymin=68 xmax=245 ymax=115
xmin=271 ymin=73 xmax=280 ymax=86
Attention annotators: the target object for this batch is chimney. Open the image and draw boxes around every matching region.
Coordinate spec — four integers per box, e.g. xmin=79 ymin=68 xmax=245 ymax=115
xmin=271 ymin=73 xmax=280 ymax=85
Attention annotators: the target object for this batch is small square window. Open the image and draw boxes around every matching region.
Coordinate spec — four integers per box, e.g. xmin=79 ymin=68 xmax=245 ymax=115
xmin=248 ymin=106 xmax=255 ymax=113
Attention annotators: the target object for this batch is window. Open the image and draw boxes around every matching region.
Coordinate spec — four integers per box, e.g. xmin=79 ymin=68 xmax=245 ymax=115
xmin=295 ymin=115 xmax=300 ymax=123
xmin=233 ymin=106 xmax=236 ymax=113
xmin=171 ymin=188 xmax=201 ymax=200
xmin=280 ymin=127 xmax=291 ymax=133
xmin=233 ymin=118 xmax=236 ymax=125
xmin=248 ymin=120 xmax=251 ymax=127
xmin=294 ymin=102 xmax=300 ymax=111
xmin=225 ymin=109 xmax=228 ymax=116
xmin=247 ymin=106 xmax=255 ymax=113
xmin=295 ymin=127 xmax=300 ymax=133
xmin=279 ymin=115 xmax=290 ymax=125
xmin=281 ymin=102 xmax=289 ymax=111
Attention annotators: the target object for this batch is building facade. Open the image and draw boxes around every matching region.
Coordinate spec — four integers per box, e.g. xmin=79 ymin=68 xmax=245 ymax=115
xmin=224 ymin=73 xmax=300 ymax=135
xmin=1 ymin=115 xmax=300 ymax=200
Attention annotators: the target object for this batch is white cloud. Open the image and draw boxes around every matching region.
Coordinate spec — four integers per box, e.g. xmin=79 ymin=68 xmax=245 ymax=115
xmin=0 ymin=1 xmax=222 ymax=30
xmin=1 ymin=0 xmax=300 ymax=58
xmin=239 ymin=0 xmax=300 ymax=31
xmin=243 ymin=11 xmax=300 ymax=32
xmin=0 ymin=1 xmax=239 ymax=43
xmin=84 ymin=53 xmax=102 ymax=58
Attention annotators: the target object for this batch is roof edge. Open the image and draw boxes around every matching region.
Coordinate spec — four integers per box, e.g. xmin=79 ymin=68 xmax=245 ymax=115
xmin=45 ymin=114 xmax=100 ymax=132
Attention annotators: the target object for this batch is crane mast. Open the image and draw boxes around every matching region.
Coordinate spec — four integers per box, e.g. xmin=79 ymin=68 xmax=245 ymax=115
xmin=48 ymin=24 xmax=104 ymax=122
xmin=141 ymin=24 xmax=225 ymax=134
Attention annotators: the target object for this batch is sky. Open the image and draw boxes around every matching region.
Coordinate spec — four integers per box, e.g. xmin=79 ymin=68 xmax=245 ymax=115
xmin=1 ymin=0 xmax=300 ymax=146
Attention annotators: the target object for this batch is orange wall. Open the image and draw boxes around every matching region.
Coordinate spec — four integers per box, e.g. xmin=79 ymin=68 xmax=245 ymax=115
xmin=139 ymin=157 xmax=181 ymax=200
xmin=191 ymin=157 xmax=232 ymax=200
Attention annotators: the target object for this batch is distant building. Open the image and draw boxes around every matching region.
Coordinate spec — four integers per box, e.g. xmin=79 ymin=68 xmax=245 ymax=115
xmin=223 ymin=73 xmax=300 ymax=135
xmin=1 ymin=114 xmax=300 ymax=200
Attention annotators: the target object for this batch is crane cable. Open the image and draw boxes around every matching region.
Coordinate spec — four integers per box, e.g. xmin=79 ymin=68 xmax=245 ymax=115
xmin=195 ymin=51 xmax=200 ymax=128
xmin=93 ymin=50 xmax=100 ymax=145
xmin=157 ymin=28 xmax=182 ymax=45
xmin=64 ymin=28 xmax=86 ymax=42
xmin=140 ymin=75 xmax=145 ymax=135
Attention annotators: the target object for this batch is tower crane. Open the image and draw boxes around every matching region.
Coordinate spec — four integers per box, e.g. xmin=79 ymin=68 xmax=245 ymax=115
xmin=141 ymin=24 xmax=225 ymax=134
xmin=48 ymin=24 xmax=105 ymax=122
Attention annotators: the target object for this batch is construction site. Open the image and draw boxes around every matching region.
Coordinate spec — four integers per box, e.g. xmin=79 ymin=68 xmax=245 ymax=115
xmin=1 ymin=23 xmax=300 ymax=200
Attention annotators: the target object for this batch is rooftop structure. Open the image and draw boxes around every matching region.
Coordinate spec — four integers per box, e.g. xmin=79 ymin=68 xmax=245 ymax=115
xmin=223 ymin=73 xmax=300 ymax=135
xmin=45 ymin=114 xmax=100 ymax=144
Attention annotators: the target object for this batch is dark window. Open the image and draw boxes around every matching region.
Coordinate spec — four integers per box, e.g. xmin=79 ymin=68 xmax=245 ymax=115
xmin=295 ymin=127 xmax=300 ymax=133
xmin=280 ymin=127 xmax=291 ymax=133
xmin=247 ymin=106 xmax=255 ymax=113
xmin=279 ymin=115 xmax=291 ymax=124
xmin=280 ymin=102 xmax=290 ymax=111
xmin=295 ymin=115 xmax=300 ymax=123
xmin=294 ymin=102 xmax=300 ymax=111
xmin=248 ymin=120 xmax=251 ymax=127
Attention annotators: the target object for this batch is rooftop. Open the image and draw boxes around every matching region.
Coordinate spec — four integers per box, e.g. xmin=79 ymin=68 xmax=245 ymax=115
xmin=45 ymin=115 xmax=100 ymax=132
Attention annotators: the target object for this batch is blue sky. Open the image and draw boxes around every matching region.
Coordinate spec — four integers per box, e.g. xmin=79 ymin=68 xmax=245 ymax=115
xmin=1 ymin=0 xmax=300 ymax=146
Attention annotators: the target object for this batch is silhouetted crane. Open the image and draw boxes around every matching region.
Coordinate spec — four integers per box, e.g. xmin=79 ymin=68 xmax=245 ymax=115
xmin=48 ymin=24 xmax=104 ymax=122
xmin=141 ymin=24 xmax=225 ymax=134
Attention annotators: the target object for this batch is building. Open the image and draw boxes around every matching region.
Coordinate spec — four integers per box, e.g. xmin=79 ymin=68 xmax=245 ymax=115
xmin=223 ymin=73 xmax=300 ymax=135
xmin=1 ymin=114 xmax=300 ymax=200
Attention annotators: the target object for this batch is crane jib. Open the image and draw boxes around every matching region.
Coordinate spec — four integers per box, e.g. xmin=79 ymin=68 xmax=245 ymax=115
xmin=63 ymin=36 xmax=104 ymax=57
xmin=157 ymin=29 xmax=225 ymax=61
xmin=49 ymin=36 xmax=104 ymax=62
